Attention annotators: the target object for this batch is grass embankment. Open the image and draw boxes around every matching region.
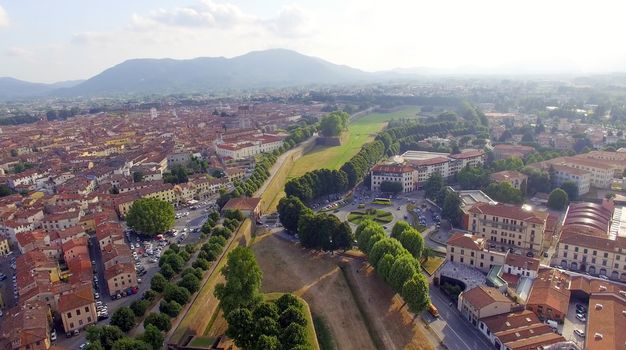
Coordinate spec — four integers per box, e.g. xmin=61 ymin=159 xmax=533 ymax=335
xmin=313 ymin=315 xmax=336 ymax=350
xmin=169 ymin=219 xmax=252 ymax=344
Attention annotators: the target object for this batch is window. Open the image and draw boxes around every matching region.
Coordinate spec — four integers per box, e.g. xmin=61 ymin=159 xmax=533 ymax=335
xmin=460 ymin=257 xmax=464 ymax=263
xmin=451 ymin=247 xmax=455 ymax=253
xmin=76 ymin=309 xmax=81 ymax=316
xmin=584 ymin=249 xmax=588 ymax=254
xmin=66 ymin=312 xmax=72 ymax=319
xmin=79 ymin=320 xmax=83 ymax=326
xmin=490 ymin=256 xmax=494 ymax=262
xmin=575 ymin=247 xmax=579 ymax=252
xmin=471 ymin=252 xmax=475 ymax=257
xmin=564 ymin=245 xmax=569 ymax=250
xmin=88 ymin=317 xmax=92 ymax=323
xmin=70 ymin=323 xmax=74 ymax=329
xmin=85 ymin=307 xmax=89 ymax=312
xmin=461 ymin=249 xmax=464 ymax=255
xmin=604 ymin=252 xmax=609 ymax=258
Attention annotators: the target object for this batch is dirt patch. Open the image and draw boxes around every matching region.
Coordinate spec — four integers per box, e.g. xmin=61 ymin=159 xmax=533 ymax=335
xmin=253 ymin=235 xmax=377 ymax=350
xmin=252 ymin=234 xmax=436 ymax=350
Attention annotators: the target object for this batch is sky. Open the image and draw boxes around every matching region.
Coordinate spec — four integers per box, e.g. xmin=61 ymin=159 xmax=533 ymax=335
xmin=1 ymin=0 xmax=626 ymax=83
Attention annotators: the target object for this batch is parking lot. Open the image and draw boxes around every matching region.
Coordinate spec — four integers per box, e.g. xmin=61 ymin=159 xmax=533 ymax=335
xmin=561 ymin=298 xmax=588 ymax=349
xmin=0 ymin=253 xmax=18 ymax=312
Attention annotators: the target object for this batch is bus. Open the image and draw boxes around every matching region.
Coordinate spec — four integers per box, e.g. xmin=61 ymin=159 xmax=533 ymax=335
xmin=373 ymin=197 xmax=392 ymax=205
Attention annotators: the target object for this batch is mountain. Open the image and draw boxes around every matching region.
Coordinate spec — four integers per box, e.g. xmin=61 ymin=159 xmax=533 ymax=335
xmin=58 ymin=49 xmax=372 ymax=96
xmin=0 ymin=77 xmax=84 ymax=100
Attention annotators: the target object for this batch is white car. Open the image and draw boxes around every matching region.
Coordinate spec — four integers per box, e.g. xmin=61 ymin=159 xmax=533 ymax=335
xmin=574 ymin=329 xmax=585 ymax=338
xmin=50 ymin=331 xmax=57 ymax=341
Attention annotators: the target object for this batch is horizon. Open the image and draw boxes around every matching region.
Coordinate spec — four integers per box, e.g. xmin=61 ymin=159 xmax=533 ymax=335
xmin=2 ymin=0 xmax=626 ymax=83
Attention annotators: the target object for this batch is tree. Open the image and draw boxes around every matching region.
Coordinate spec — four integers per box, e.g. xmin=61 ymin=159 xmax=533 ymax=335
xmin=160 ymin=264 xmax=175 ymax=280
xmin=126 ymin=198 xmax=175 ymax=236
xmin=560 ymin=181 xmax=579 ymax=201
xmin=253 ymin=316 xmax=279 ymax=340
xmin=402 ymin=273 xmax=430 ymax=314
xmin=225 ymin=308 xmax=256 ymax=349
xmin=86 ymin=326 xmax=125 ymax=350
xmin=130 ymin=300 xmax=150 ymax=317
xmin=484 ymin=182 xmax=523 ymax=204
xmin=110 ymin=307 xmax=136 ymax=332
xmin=180 ymin=273 xmax=201 ymax=294
xmin=164 ymin=284 xmax=190 ymax=305
xmin=319 ymin=111 xmax=349 ymax=137
xmin=492 ymin=157 xmax=524 ymax=172
xmin=278 ymin=306 xmax=307 ymax=328
xmin=276 ymin=293 xmax=303 ymax=313
xmin=369 ymin=238 xmax=404 ymax=268
xmin=150 ymin=273 xmax=167 ymax=292
xmin=277 ymin=196 xmax=312 ymax=233
xmin=377 ymin=254 xmax=395 ymax=283
xmin=388 ymin=255 xmax=419 ymax=291
xmin=574 ymin=137 xmax=593 ymax=153
xmin=111 ymin=338 xmax=151 ymax=350
xmin=391 ymin=221 xmax=412 ymax=238
xmin=441 ymin=189 xmax=463 ymax=227
xmin=144 ymin=312 xmax=171 ymax=332
xmin=547 ymin=188 xmax=569 ymax=210
xmin=159 ymin=300 xmax=182 ymax=318
xmin=380 ymin=181 xmax=403 ymax=193
xmin=215 ymin=247 xmax=263 ymax=315
xmin=255 ymin=335 xmax=280 ymax=350
xmin=142 ymin=290 xmax=158 ymax=302
xmin=457 ymin=166 xmax=490 ymax=190
xmin=423 ymin=173 xmax=444 ymax=199
xmin=398 ymin=228 xmax=425 ymax=260
xmin=0 ymin=184 xmax=14 ymax=197
xmin=253 ymin=302 xmax=280 ymax=320
xmin=280 ymin=323 xmax=308 ymax=349
xmin=298 ymin=213 xmax=352 ymax=251
xmin=85 ymin=343 xmax=104 ymax=350
xmin=140 ymin=325 xmax=164 ymax=350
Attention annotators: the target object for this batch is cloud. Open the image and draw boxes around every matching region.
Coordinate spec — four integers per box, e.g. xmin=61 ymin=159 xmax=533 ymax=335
xmin=130 ymin=0 xmax=312 ymax=38
xmin=5 ymin=47 xmax=32 ymax=57
xmin=0 ymin=5 xmax=9 ymax=27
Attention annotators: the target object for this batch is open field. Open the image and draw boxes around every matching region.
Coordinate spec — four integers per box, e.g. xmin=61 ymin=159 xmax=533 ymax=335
xmin=252 ymin=233 xmax=435 ymax=350
xmin=289 ymin=107 xmax=421 ymax=178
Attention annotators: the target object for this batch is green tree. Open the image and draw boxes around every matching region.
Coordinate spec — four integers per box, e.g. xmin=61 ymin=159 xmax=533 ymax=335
xmin=85 ymin=343 xmax=104 ymax=350
xmin=377 ymin=253 xmax=395 ymax=283
xmin=164 ymin=284 xmax=190 ymax=305
xmin=160 ymin=264 xmax=175 ymax=280
xmin=402 ymin=273 xmax=430 ymax=314
xmin=547 ymin=188 xmax=569 ymax=210
xmin=253 ymin=302 xmax=280 ymax=320
xmin=255 ymin=335 xmax=280 ymax=350
xmin=492 ymin=157 xmax=524 ymax=172
xmin=441 ymin=189 xmax=463 ymax=227
xmin=319 ymin=111 xmax=349 ymax=137
xmin=150 ymin=273 xmax=167 ymax=292
xmin=111 ymin=338 xmax=151 ymax=350
xmin=0 ymin=184 xmax=14 ymax=197
xmin=215 ymin=247 xmax=263 ymax=315
xmin=144 ymin=312 xmax=171 ymax=332
xmin=389 ymin=255 xmax=419 ymax=291
xmin=110 ymin=307 xmax=136 ymax=332
xmin=126 ymin=198 xmax=175 ymax=236
xmin=380 ymin=181 xmax=403 ymax=193
xmin=130 ymin=300 xmax=150 ymax=317
xmin=225 ymin=308 xmax=256 ymax=349
xmin=159 ymin=300 xmax=182 ymax=318
xmin=457 ymin=166 xmax=490 ymax=190
xmin=560 ymin=181 xmax=579 ymax=201
xmin=132 ymin=171 xmax=144 ymax=183
xmin=280 ymin=323 xmax=308 ymax=349
xmin=86 ymin=325 xmax=125 ymax=350
xmin=140 ymin=324 xmax=164 ymax=350
xmin=423 ymin=173 xmax=444 ymax=199
xmin=398 ymin=228 xmax=425 ymax=260
xmin=369 ymin=238 xmax=404 ymax=268
xmin=278 ymin=306 xmax=307 ymax=328
xmin=277 ymin=196 xmax=313 ymax=233
xmin=391 ymin=221 xmax=412 ymax=238
xmin=484 ymin=182 xmax=523 ymax=204
xmin=180 ymin=273 xmax=201 ymax=294
xmin=142 ymin=290 xmax=158 ymax=302
xmin=276 ymin=293 xmax=303 ymax=313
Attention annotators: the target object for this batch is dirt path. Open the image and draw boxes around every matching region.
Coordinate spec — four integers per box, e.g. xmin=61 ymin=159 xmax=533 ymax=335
xmin=253 ymin=235 xmax=377 ymax=350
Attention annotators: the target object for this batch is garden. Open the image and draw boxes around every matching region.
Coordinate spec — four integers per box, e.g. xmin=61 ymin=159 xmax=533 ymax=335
xmin=347 ymin=208 xmax=393 ymax=225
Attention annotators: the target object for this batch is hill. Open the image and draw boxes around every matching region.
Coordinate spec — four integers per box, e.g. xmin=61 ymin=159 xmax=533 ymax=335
xmin=57 ymin=49 xmax=372 ymax=96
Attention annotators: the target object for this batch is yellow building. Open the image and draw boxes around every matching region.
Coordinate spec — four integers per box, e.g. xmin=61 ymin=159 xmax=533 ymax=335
xmin=0 ymin=237 xmax=10 ymax=255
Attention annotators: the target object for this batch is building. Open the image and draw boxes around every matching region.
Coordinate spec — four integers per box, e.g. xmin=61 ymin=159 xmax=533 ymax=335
xmin=504 ymin=254 xmax=540 ymax=279
xmin=555 ymin=200 xmax=626 ymax=281
xmin=370 ymin=164 xmax=415 ymax=192
xmin=0 ymin=235 xmax=10 ymax=255
xmin=446 ymin=232 xmax=506 ymax=273
xmin=458 ymin=285 xmax=515 ymax=327
xmin=222 ymin=197 xmax=261 ymax=219
xmin=104 ymin=262 xmax=138 ymax=297
xmin=370 ymin=149 xmax=485 ymax=191
xmin=549 ymin=164 xmax=591 ymax=195
xmin=526 ymin=268 xmax=570 ymax=321
xmin=492 ymin=144 xmax=535 ymax=161
xmin=0 ymin=301 xmax=52 ymax=350
xmin=466 ymin=202 xmax=547 ymax=254
xmin=215 ymin=134 xmax=284 ymax=160
xmin=58 ymin=285 xmax=97 ymax=334
xmin=478 ymin=310 xmax=566 ymax=350
xmin=490 ymin=170 xmax=528 ymax=192
xmin=585 ymin=292 xmax=626 ymax=350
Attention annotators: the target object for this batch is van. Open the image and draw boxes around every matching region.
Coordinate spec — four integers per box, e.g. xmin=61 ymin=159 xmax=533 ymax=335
xmin=428 ymin=303 xmax=439 ymax=318
xmin=546 ymin=320 xmax=558 ymax=330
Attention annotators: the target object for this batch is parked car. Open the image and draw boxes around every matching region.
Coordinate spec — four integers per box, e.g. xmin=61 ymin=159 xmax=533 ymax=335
xmin=574 ymin=329 xmax=585 ymax=338
xmin=576 ymin=304 xmax=587 ymax=313
xmin=576 ymin=313 xmax=586 ymax=322
xmin=50 ymin=331 xmax=57 ymax=341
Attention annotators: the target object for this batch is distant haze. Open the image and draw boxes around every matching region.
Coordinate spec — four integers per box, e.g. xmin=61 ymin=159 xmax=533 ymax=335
xmin=1 ymin=0 xmax=626 ymax=83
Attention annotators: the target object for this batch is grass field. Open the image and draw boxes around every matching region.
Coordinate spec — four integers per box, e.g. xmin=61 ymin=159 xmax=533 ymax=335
xmin=421 ymin=256 xmax=445 ymax=276
xmin=264 ymin=292 xmax=320 ymax=350
xmin=289 ymin=107 xmax=420 ymax=178
xmin=188 ymin=336 xmax=216 ymax=348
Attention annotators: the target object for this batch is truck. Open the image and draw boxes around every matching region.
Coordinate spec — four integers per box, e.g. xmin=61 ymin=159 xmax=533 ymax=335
xmin=428 ymin=303 xmax=440 ymax=318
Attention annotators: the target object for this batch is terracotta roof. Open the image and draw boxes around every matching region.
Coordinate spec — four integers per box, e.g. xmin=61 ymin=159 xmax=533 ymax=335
xmin=104 ymin=262 xmax=136 ymax=280
xmin=58 ymin=284 xmax=94 ymax=312
xmin=490 ymin=170 xmax=527 ymax=182
xmin=223 ymin=197 xmax=261 ymax=212
xmin=461 ymin=285 xmax=512 ymax=310
xmin=0 ymin=301 xmax=49 ymax=349
xmin=468 ymin=202 xmax=548 ymax=224
xmin=448 ymin=149 xmax=485 ymax=159
xmin=371 ymin=164 xmax=413 ymax=174
xmin=447 ymin=232 xmax=484 ymax=250
xmin=526 ymin=268 xmax=570 ymax=316
xmin=586 ymin=292 xmax=626 ymax=350
xmin=505 ymin=254 xmax=540 ymax=272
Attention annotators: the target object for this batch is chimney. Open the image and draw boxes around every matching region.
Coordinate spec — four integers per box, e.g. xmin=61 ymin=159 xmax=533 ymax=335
xmin=602 ymin=197 xmax=615 ymax=212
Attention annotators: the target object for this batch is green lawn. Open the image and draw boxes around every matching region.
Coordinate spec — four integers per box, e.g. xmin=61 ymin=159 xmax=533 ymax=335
xmin=421 ymin=256 xmax=445 ymax=276
xmin=347 ymin=209 xmax=393 ymax=224
xmin=288 ymin=107 xmax=421 ymax=178
xmin=188 ymin=336 xmax=216 ymax=348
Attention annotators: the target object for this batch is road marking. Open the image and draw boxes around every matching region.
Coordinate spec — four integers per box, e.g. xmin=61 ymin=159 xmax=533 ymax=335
xmin=430 ymin=291 xmax=474 ymax=350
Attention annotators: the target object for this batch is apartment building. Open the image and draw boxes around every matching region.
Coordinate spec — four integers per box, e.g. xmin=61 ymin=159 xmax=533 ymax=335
xmin=466 ymin=202 xmax=547 ymax=254
xmin=478 ymin=310 xmax=565 ymax=350
xmin=215 ymin=134 xmax=284 ymax=160
xmin=489 ymin=170 xmax=528 ymax=192
xmin=446 ymin=232 xmax=506 ymax=273
xmin=492 ymin=144 xmax=535 ymax=161
xmin=59 ymin=285 xmax=97 ymax=334
xmin=105 ymin=263 xmax=138 ymax=297
xmin=41 ymin=210 xmax=82 ymax=232
xmin=370 ymin=164 xmax=415 ymax=192
xmin=556 ymin=201 xmax=626 ymax=281
xmin=526 ymin=268 xmax=571 ymax=321
xmin=550 ymin=164 xmax=591 ymax=195
xmin=458 ymin=285 xmax=515 ymax=327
